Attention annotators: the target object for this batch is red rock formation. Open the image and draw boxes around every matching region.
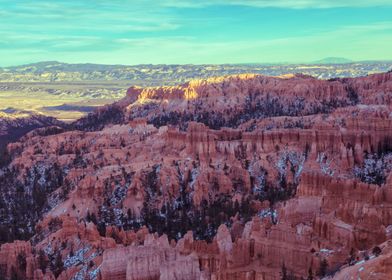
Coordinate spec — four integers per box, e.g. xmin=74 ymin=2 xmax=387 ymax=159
xmin=1 ymin=72 xmax=392 ymax=279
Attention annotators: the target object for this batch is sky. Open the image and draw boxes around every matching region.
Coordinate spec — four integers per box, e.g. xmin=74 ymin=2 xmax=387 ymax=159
xmin=1 ymin=0 xmax=392 ymax=66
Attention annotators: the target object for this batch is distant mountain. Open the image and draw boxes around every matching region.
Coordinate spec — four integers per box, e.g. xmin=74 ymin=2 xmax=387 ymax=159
xmin=1 ymin=61 xmax=392 ymax=83
xmin=2 ymin=61 xmax=124 ymax=73
xmin=312 ymin=57 xmax=353 ymax=64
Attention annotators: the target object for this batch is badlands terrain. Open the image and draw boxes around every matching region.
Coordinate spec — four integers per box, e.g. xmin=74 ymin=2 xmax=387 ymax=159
xmin=1 ymin=69 xmax=392 ymax=279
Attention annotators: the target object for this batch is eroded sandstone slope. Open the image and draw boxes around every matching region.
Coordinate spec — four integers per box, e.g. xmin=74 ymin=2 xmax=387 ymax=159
xmin=0 ymin=112 xmax=63 ymax=167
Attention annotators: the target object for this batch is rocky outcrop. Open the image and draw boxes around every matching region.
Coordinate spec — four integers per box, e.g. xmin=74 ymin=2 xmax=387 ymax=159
xmin=333 ymin=240 xmax=392 ymax=280
xmin=100 ymin=234 xmax=201 ymax=280
xmin=0 ymin=111 xmax=63 ymax=167
xmin=72 ymin=72 xmax=392 ymax=133
xmin=341 ymin=72 xmax=392 ymax=105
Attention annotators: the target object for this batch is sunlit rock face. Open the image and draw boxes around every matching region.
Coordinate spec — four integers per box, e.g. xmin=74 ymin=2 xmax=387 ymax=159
xmin=1 ymin=72 xmax=392 ymax=279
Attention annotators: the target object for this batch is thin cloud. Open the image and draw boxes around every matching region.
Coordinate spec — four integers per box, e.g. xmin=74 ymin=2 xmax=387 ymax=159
xmin=0 ymin=0 xmax=180 ymax=32
xmin=0 ymin=0 xmax=391 ymax=66
xmin=163 ymin=0 xmax=392 ymax=9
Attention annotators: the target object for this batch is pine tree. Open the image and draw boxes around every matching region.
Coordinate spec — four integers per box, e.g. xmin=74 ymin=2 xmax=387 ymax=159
xmin=372 ymin=246 xmax=382 ymax=256
xmin=38 ymin=249 xmax=48 ymax=273
xmin=17 ymin=252 xmax=26 ymax=273
xmin=307 ymin=266 xmax=313 ymax=280
xmin=51 ymin=251 xmax=64 ymax=278
xmin=281 ymin=263 xmax=288 ymax=280
xmin=317 ymin=259 xmax=328 ymax=277
xmin=10 ymin=266 xmax=18 ymax=280
xmin=348 ymin=248 xmax=356 ymax=265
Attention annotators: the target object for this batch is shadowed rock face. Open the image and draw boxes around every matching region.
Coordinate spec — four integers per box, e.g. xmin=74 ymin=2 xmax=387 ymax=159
xmin=0 ymin=112 xmax=63 ymax=167
xmin=1 ymin=72 xmax=392 ymax=279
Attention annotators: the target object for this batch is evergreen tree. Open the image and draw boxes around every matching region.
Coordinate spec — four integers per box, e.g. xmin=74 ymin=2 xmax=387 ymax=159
xmin=38 ymin=249 xmax=48 ymax=273
xmin=281 ymin=263 xmax=288 ymax=280
xmin=51 ymin=251 xmax=64 ymax=278
xmin=372 ymin=246 xmax=382 ymax=257
xmin=10 ymin=266 xmax=18 ymax=280
xmin=317 ymin=259 xmax=328 ymax=277
xmin=307 ymin=267 xmax=313 ymax=280
xmin=17 ymin=252 xmax=26 ymax=273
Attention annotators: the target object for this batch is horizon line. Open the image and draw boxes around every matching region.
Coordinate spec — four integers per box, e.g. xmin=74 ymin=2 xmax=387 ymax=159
xmin=2 ymin=58 xmax=392 ymax=68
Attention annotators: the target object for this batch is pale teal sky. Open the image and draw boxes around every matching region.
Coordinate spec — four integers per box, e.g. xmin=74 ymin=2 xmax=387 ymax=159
xmin=1 ymin=0 xmax=392 ymax=66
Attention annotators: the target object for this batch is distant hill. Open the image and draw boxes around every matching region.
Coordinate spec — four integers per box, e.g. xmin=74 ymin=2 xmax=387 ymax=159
xmin=2 ymin=61 xmax=125 ymax=73
xmin=1 ymin=60 xmax=392 ymax=83
xmin=312 ymin=57 xmax=353 ymax=64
